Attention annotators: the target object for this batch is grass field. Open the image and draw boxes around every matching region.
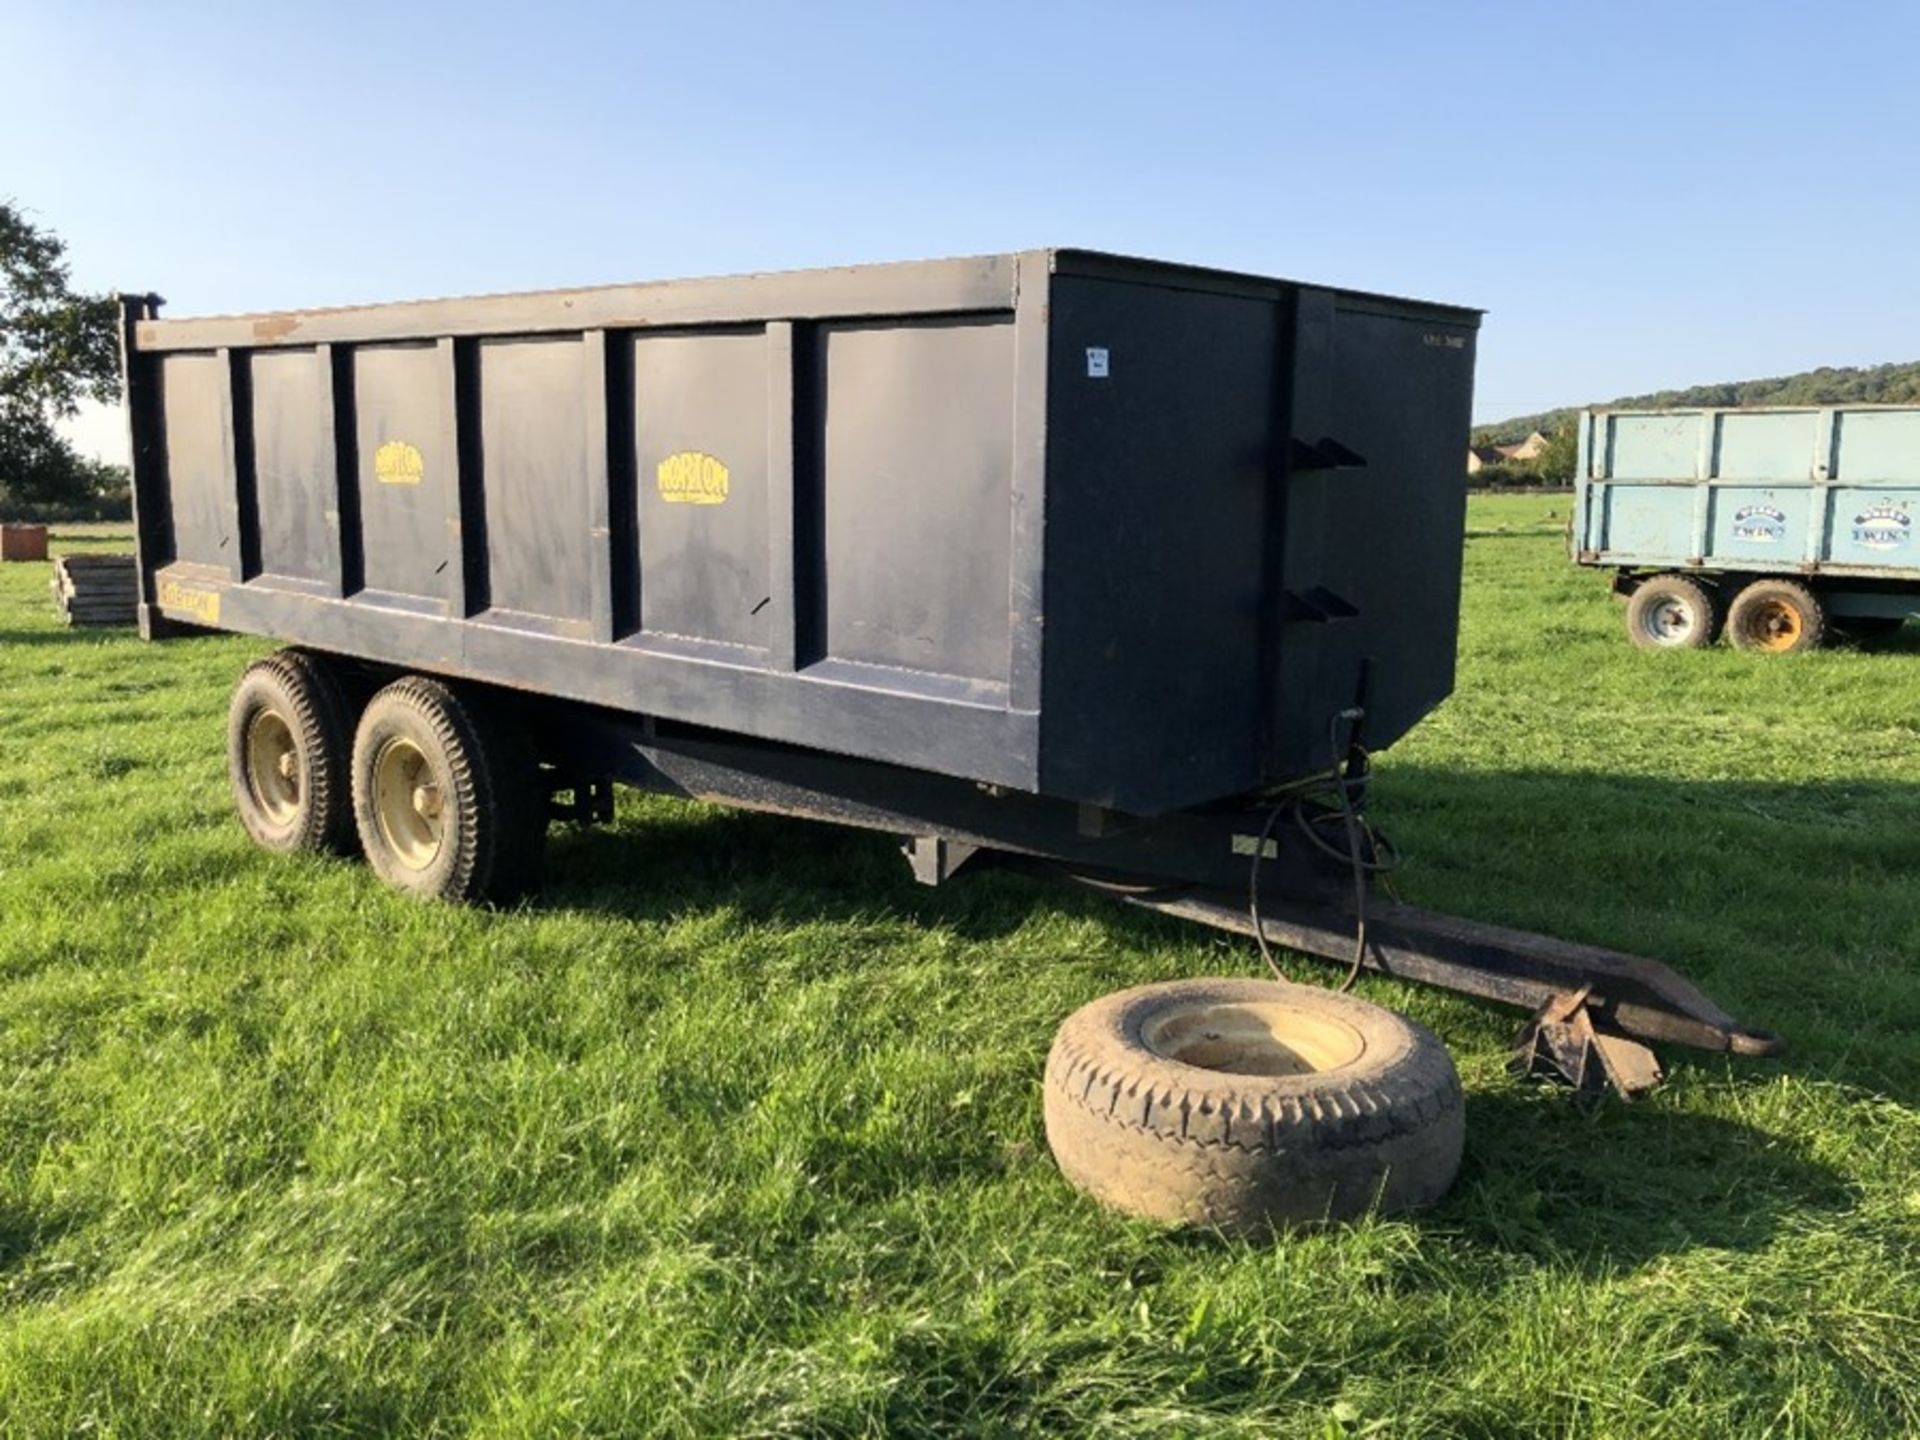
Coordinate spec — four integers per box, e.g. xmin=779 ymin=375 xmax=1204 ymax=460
xmin=2 ymin=498 xmax=1917 ymax=1437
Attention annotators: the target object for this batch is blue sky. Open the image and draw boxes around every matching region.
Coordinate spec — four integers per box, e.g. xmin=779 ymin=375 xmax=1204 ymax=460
xmin=8 ymin=0 xmax=1918 ymax=455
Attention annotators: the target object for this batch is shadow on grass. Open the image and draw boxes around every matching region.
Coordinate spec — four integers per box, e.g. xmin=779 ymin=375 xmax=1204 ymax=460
xmin=543 ymin=801 xmax=1164 ymax=949
xmin=1103 ymin=1086 xmax=1856 ymax=1272
xmin=1444 ymin=1089 xmax=1857 ymax=1268
xmin=0 ymin=625 xmax=136 ymax=647
xmin=0 ymin=1197 xmax=85 ymax=1303
xmin=1852 ymin=622 xmax=1920 ymax=653
xmin=540 ymin=760 xmax=1920 ymax=1105
xmin=1376 ymin=764 xmax=1920 ymax=1096
xmin=542 ymin=791 xmax=1890 ymax=1278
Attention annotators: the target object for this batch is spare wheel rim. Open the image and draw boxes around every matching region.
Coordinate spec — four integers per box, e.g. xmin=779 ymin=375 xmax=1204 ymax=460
xmin=1140 ymin=999 xmax=1368 ymax=1077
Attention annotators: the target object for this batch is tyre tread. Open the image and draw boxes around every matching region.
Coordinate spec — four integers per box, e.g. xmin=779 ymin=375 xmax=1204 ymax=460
xmin=228 ymin=648 xmax=357 ymax=855
xmin=352 ymin=676 xmax=546 ymax=904
xmin=1041 ymin=978 xmax=1465 ymax=1231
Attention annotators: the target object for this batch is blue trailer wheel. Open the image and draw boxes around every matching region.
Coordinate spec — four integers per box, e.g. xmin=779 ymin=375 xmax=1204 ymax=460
xmin=1624 ymin=574 xmax=1719 ymax=650
xmin=1727 ymin=579 xmax=1825 ymax=654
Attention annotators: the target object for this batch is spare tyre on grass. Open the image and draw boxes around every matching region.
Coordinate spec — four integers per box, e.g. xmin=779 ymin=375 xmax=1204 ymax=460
xmin=1043 ymin=977 xmax=1463 ymax=1233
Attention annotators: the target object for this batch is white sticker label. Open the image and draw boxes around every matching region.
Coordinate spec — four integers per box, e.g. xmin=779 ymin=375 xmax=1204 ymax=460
xmin=1085 ymin=346 xmax=1110 ymax=378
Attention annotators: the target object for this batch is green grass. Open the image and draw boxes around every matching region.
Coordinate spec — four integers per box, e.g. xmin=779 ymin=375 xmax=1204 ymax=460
xmin=1 ymin=505 xmax=1917 ymax=1437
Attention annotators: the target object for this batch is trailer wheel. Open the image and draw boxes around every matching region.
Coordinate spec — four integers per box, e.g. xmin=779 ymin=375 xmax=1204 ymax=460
xmin=1727 ymin=579 xmax=1825 ymax=653
xmin=350 ymin=676 xmax=546 ymax=903
xmin=227 ymin=649 xmax=358 ymax=855
xmin=1624 ymin=574 xmax=1718 ymax=650
xmin=1043 ymin=977 xmax=1463 ymax=1233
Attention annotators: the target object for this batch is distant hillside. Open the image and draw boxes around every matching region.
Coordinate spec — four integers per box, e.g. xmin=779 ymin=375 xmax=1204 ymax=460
xmin=1474 ymin=360 xmax=1920 ymax=445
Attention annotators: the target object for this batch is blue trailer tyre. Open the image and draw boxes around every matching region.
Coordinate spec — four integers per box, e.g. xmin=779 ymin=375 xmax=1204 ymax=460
xmin=1043 ymin=978 xmax=1464 ymax=1233
xmin=350 ymin=676 xmax=547 ymax=904
xmin=227 ymin=649 xmax=359 ymax=856
xmin=1624 ymin=574 xmax=1719 ymax=650
xmin=1727 ymin=579 xmax=1825 ymax=654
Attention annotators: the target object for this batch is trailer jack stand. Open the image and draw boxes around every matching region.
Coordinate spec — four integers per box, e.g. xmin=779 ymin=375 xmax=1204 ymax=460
xmin=1511 ymin=986 xmax=1663 ymax=1099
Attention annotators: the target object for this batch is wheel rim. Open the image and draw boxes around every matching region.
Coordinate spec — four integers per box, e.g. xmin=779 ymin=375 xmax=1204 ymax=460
xmin=372 ymin=737 xmax=445 ymax=870
xmin=244 ymin=709 xmax=301 ymax=827
xmin=1639 ymin=594 xmax=1698 ymax=646
xmin=1141 ymin=1001 xmax=1367 ymax=1077
xmin=1740 ymin=598 xmax=1802 ymax=652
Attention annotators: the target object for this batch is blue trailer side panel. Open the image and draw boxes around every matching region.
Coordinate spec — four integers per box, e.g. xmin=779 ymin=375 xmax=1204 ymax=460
xmin=1574 ymin=405 xmax=1920 ymax=585
xmin=1597 ymin=484 xmax=1694 ymax=560
xmin=1707 ymin=486 xmax=1812 ymax=562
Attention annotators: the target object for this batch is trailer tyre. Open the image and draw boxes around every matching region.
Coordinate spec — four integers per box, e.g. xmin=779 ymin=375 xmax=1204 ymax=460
xmin=351 ymin=676 xmax=546 ymax=904
xmin=228 ymin=649 xmax=359 ymax=855
xmin=1727 ymin=578 xmax=1825 ymax=653
xmin=1625 ymin=574 xmax=1718 ymax=650
xmin=1043 ymin=977 xmax=1464 ymax=1233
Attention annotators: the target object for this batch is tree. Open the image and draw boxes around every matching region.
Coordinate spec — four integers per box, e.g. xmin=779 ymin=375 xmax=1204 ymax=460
xmin=1534 ymin=424 xmax=1577 ymax=484
xmin=1 ymin=202 xmax=122 ymax=514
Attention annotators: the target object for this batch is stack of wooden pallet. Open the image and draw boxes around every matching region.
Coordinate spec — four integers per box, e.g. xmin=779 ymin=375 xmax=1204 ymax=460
xmin=50 ymin=554 xmax=139 ymax=627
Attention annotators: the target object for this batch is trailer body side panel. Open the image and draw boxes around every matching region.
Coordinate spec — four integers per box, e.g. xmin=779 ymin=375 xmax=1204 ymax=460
xmin=127 ymin=250 xmax=1480 ymax=813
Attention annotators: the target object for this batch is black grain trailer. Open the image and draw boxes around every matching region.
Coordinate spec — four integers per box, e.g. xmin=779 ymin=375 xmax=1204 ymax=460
xmin=120 ymin=249 xmax=1776 ymax=1085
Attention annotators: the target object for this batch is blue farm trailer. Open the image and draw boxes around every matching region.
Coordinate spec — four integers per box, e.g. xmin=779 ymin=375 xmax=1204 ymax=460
xmin=1571 ymin=405 xmax=1920 ymax=651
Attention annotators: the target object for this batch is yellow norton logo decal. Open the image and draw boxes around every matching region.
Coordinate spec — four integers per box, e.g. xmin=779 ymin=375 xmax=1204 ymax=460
xmin=657 ymin=451 xmax=729 ymax=505
xmin=374 ymin=439 xmax=425 ymax=486
xmin=158 ymin=578 xmax=221 ymax=625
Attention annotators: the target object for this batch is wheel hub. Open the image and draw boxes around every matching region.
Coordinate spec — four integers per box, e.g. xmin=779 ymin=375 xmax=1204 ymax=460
xmin=373 ymin=737 xmax=445 ymax=870
xmin=1745 ymin=599 xmax=1801 ymax=651
xmin=244 ymin=709 xmax=301 ymax=826
xmin=1640 ymin=594 xmax=1699 ymax=645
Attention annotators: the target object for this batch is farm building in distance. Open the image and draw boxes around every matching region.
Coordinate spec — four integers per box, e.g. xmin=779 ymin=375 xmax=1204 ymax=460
xmin=1468 ymin=430 xmax=1550 ymax=474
